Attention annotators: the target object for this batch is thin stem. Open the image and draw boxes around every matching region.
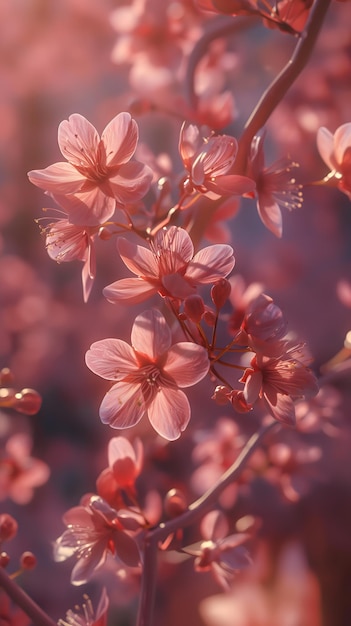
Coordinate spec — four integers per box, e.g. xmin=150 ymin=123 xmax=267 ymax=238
xmin=235 ymin=0 xmax=332 ymax=173
xmin=136 ymin=420 xmax=279 ymax=626
xmin=0 ymin=566 xmax=57 ymax=626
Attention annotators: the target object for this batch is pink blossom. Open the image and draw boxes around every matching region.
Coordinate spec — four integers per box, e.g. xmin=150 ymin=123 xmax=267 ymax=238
xmin=241 ymin=348 xmax=319 ymax=425
xmin=0 ymin=433 xmax=50 ymax=505
xmin=183 ymin=510 xmax=251 ymax=590
xmin=235 ymin=293 xmax=288 ymax=356
xmin=54 ymin=495 xmax=140 ymax=585
xmin=96 ymin=436 xmax=143 ymax=506
xmin=58 ymin=588 xmax=109 ymax=626
xmin=247 ymin=134 xmax=303 ymax=237
xmin=179 ymin=122 xmax=255 ymax=199
xmin=28 ymin=113 xmax=153 ymax=226
xmin=317 ymin=123 xmax=351 ymax=199
xmin=85 ymin=309 xmax=209 ymax=440
xmin=103 ymin=226 xmax=235 ymax=304
xmin=39 ymin=212 xmax=97 ymax=302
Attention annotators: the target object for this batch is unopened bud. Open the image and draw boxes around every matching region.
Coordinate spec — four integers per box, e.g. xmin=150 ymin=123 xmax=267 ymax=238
xmin=98 ymin=227 xmax=113 ymax=241
xmin=203 ymin=309 xmax=216 ymax=327
xmin=20 ymin=551 xmax=37 ymax=570
xmin=0 ymin=514 xmax=18 ymax=542
xmin=0 ymin=368 xmax=14 ymax=386
xmin=184 ymin=295 xmax=205 ymax=324
xmin=14 ymin=389 xmax=42 ymax=415
xmin=164 ymin=488 xmax=187 ymax=518
xmin=229 ymin=390 xmax=252 ymax=413
xmin=0 ymin=552 xmax=10 ymax=567
xmin=211 ymin=385 xmax=230 ymax=406
xmin=211 ymin=278 xmax=231 ymax=310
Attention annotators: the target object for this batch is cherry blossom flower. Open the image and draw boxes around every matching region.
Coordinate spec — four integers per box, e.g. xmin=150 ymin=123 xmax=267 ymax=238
xmin=58 ymin=588 xmax=109 ymax=626
xmin=28 ymin=113 xmax=153 ymax=226
xmin=183 ymin=510 xmax=251 ymax=590
xmin=316 ymin=122 xmax=351 ymax=199
xmin=246 ymin=134 xmax=303 ymax=237
xmin=0 ymin=433 xmax=50 ymax=505
xmin=85 ymin=309 xmax=210 ymax=440
xmin=38 ymin=212 xmax=97 ymax=302
xmin=54 ymin=495 xmax=140 ymax=585
xmin=234 ymin=293 xmax=288 ymax=356
xmin=179 ymin=122 xmax=255 ymax=200
xmin=96 ymin=436 xmax=143 ymax=506
xmin=240 ymin=348 xmax=319 ymax=425
xmin=103 ymin=226 xmax=235 ymax=305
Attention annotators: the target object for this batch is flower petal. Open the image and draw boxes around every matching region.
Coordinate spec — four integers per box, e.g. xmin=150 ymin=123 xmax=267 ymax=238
xmin=131 ymin=309 xmax=171 ymax=358
xmin=205 ymin=174 xmax=256 ymax=197
xmin=99 ymin=382 xmax=146 ymax=429
xmin=112 ymin=530 xmax=140 ymax=567
xmin=53 ymin=187 xmax=116 ymax=227
xmin=117 ymin=237 xmax=159 ymax=277
xmin=28 ymin=162 xmax=85 ymax=193
xmin=163 ymin=342 xmax=209 ymax=387
xmin=257 ymin=197 xmax=282 ymax=238
xmin=85 ymin=339 xmax=138 ymax=380
xmin=148 ymin=388 xmax=190 ymax=440
xmin=70 ymin=539 xmax=108 ymax=586
xmin=154 ymin=226 xmax=194 ymax=266
xmin=264 ymin=392 xmax=296 ymax=425
xmin=58 ymin=114 xmax=100 ymax=167
xmin=108 ymin=161 xmax=153 ymax=204
xmin=103 ymin=277 xmax=158 ymax=305
xmin=102 ymin=112 xmax=138 ymax=166
xmin=334 ymin=122 xmax=351 ymax=165
xmin=186 ymin=244 xmax=235 ymax=283
xmin=316 ymin=126 xmax=336 ymax=171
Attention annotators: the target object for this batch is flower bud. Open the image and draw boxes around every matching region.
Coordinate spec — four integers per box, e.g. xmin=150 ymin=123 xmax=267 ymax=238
xmin=211 ymin=385 xmax=230 ymax=406
xmin=20 ymin=551 xmax=37 ymax=570
xmin=211 ymin=278 xmax=231 ymax=310
xmin=203 ymin=309 xmax=216 ymax=327
xmin=184 ymin=295 xmax=205 ymax=324
xmin=0 ymin=552 xmax=10 ymax=567
xmin=0 ymin=368 xmax=14 ymax=386
xmin=14 ymin=389 xmax=42 ymax=415
xmin=0 ymin=514 xmax=18 ymax=542
xmin=229 ymin=390 xmax=252 ymax=413
xmin=164 ymin=488 xmax=187 ymax=518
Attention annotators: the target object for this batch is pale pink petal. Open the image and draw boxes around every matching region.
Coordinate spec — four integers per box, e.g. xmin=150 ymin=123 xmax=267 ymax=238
xmin=186 ymin=244 xmax=235 ymax=283
xmin=257 ymin=197 xmax=282 ymax=238
xmin=163 ymin=342 xmax=209 ymax=387
xmin=70 ymin=539 xmax=108 ymax=585
xmin=108 ymin=161 xmax=153 ymax=204
xmin=62 ymin=506 xmax=95 ymax=528
xmin=131 ymin=309 xmax=171 ymax=358
xmin=117 ymin=237 xmax=159 ymax=277
xmin=85 ymin=339 xmax=138 ymax=380
xmin=205 ymin=174 xmax=256 ymax=197
xmin=103 ymin=277 xmax=158 ymax=305
xmin=161 ymin=273 xmax=195 ymax=299
xmin=95 ymin=588 xmax=109 ymax=624
xmin=28 ymin=162 xmax=85 ymax=193
xmin=108 ymin=437 xmax=136 ymax=467
xmin=155 ymin=226 xmax=194 ymax=266
xmin=58 ymin=114 xmax=100 ymax=167
xmin=264 ymin=392 xmax=296 ymax=425
xmin=99 ymin=382 xmax=146 ymax=429
xmin=52 ymin=188 xmax=116 ymax=226
xmin=200 ymin=136 xmax=238 ymax=177
xmin=82 ymin=239 xmax=96 ymax=303
xmin=179 ymin=122 xmax=201 ymax=169
xmin=102 ymin=112 xmax=138 ymax=166
xmin=201 ymin=510 xmax=228 ymax=541
xmin=316 ymin=127 xmax=336 ymax=170
xmin=334 ymin=122 xmax=351 ymax=165
xmin=148 ymin=388 xmax=190 ymax=440
xmin=243 ymin=370 xmax=262 ymax=404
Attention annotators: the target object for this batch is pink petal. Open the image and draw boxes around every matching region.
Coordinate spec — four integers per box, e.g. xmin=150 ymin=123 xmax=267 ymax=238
xmin=201 ymin=510 xmax=228 ymax=541
xmin=112 ymin=530 xmax=140 ymax=567
xmin=117 ymin=237 xmax=159 ymax=277
xmin=85 ymin=339 xmax=138 ymax=380
xmin=99 ymin=381 xmax=146 ymax=429
xmin=334 ymin=122 xmax=351 ymax=165
xmin=256 ymin=197 xmax=282 ymax=238
xmin=28 ymin=162 xmax=85 ymax=193
xmin=82 ymin=240 xmax=96 ymax=303
xmin=205 ymin=174 xmax=256 ymax=197
xmin=243 ymin=370 xmax=262 ymax=404
xmin=264 ymin=392 xmax=296 ymax=425
xmin=163 ymin=342 xmax=209 ymax=387
xmin=108 ymin=161 xmax=153 ymax=204
xmin=108 ymin=436 xmax=136 ymax=466
xmin=70 ymin=539 xmax=108 ymax=586
xmin=131 ymin=309 xmax=171 ymax=358
xmin=154 ymin=226 xmax=194 ymax=266
xmin=102 ymin=112 xmax=138 ymax=166
xmin=58 ymin=114 xmax=100 ymax=167
xmin=103 ymin=277 xmax=158 ymax=305
xmin=161 ymin=273 xmax=195 ymax=299
xmin=62 ymin=506 xmax=94 ymax=528
xmin=95 ymin=588 xmax=109 ymax=625
xmin=148 ymin=388 xmax=190 ymax=440
xmin=316 ymin=127 xmax=336 ymax=171
xmin=52 ymin=188 xmax=116 ymax=227
xmin=186 ymin=244 xmax=235 ymax=283
xmin=179 ymin=122 xmax=201 ymax=169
